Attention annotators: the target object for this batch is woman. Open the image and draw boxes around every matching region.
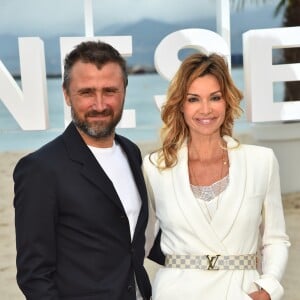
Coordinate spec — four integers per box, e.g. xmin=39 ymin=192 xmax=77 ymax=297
xmin=143 ymin=52 xmax=290 ymax=300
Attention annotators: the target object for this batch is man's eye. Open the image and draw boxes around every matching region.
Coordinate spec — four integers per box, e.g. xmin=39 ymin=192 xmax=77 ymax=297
xmin=104 ymin=88 xmax=118 ymax=95
xmin=80 ymin=90 xmax=93 ymax=96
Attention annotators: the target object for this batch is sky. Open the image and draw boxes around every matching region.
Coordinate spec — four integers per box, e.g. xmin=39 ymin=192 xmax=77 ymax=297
xmin=0 ymin=0 xmax=279 ymax=37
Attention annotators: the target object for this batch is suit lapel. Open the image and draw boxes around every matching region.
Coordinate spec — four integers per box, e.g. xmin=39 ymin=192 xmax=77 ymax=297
xmin=62 ymin=123 xmax=125 ymax=211
xmin=171 ymin=137 xmax=247 ymax=253
xmin=172 ymin=143 xmax=227 ymax=253
xmin=210 ymin=141 xmax=247 ymax=241
xmin=116 ymin=136 xmax=148 ymax=241
xmin=62 ymin=124 xmax=148 ymax=241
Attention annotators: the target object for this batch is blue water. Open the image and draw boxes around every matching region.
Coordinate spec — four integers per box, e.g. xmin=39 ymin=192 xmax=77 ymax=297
xmin=0 ymin=68 xmax=283 ymax=151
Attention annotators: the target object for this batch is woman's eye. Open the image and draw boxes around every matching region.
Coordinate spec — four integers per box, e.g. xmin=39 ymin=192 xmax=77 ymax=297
xmin=211 ymin=95 xmax=222 ymax=101
xmin=187 ymin=97 xmax=198 ymax=103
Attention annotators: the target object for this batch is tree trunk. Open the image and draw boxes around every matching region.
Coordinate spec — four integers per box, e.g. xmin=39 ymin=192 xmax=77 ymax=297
xmin=283 ymin=0 xmax=300 ymax=101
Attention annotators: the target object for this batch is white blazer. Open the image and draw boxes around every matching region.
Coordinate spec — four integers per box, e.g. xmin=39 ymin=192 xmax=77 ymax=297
xmin=143 ymin=136 xmax=290 ymax=300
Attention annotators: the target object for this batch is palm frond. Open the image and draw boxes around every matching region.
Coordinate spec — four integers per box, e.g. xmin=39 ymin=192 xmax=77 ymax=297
xmin=230 ymin=0 xmax=274 ymax=11
xmin=274 ymin=0 xmax=287 ymax=16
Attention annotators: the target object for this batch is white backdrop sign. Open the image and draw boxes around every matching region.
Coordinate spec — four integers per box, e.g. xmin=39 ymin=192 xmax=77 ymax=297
xmin=0 ymin=0 xmax=299 ymax=130
xmin=243 ymin=27 xmax=300 ymax=122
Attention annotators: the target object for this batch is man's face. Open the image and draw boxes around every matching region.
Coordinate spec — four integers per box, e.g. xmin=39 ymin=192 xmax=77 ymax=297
xmin=63 ymin=61 xmax=125 ymax=146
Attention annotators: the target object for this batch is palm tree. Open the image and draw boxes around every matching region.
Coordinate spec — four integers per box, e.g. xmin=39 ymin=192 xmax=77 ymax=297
xmin=232 ymin=0 xmax=300 ymax=101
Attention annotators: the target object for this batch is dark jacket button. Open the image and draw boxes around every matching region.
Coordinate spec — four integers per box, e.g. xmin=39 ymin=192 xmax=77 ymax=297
xmin=127 ymin=285 xmax=133 ymax=292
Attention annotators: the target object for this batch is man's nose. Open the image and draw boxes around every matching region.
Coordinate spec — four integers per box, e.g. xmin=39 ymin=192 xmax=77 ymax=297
xmin=92 ymin=92 xmax=107 ymax=110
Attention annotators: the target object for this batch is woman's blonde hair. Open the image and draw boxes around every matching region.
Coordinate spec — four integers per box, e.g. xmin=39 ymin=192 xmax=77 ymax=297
xmin=154 ymin=52 xmax=243 ymax=169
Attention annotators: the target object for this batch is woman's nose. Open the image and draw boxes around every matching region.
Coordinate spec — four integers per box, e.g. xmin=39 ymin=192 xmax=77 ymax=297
xmin=201 ymin=101 xmax=212 ymax=114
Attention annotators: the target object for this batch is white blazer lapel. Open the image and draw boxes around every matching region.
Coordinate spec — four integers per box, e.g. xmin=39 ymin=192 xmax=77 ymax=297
xmin=211 ymin=137 xmax=247 ymax=242
xmin=171 ymin=143 xmax=228 ymax=253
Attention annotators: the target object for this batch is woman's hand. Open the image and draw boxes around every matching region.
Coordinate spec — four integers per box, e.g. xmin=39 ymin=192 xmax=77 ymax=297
xmin=248 ymin=289 xmax=271 ymax=300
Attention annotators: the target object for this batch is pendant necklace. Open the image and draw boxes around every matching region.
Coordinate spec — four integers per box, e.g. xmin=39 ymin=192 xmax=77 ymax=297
xmin=189 ymin=146 xmax=229 ymax=221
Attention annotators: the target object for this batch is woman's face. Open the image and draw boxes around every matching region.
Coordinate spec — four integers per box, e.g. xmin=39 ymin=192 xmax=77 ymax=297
xmin=181 ymin=74 xmax=226 ymax=138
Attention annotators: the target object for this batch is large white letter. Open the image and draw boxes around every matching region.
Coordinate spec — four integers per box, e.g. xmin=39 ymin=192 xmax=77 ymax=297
xmin=154 ymin=28 xmax=230 ymax=109
xmin=59 ymin=36 xmax=134 ymax=128
xmin=0 ymin=37 xmax=48 ymax=130
xmin=243 ymin=27 xmax=300 ymax=122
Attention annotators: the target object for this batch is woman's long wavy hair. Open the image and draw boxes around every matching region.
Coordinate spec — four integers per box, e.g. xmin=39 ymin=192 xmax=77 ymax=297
xmin=154 ymin=52 xmax=243 ymax=170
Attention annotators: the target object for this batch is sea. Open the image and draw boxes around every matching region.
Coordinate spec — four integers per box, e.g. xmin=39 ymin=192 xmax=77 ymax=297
xmin=0 ymin=68 xmax=283 ymax=152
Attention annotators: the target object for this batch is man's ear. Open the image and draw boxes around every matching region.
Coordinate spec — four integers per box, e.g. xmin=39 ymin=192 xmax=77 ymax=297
xmin=63 ymin=89 xmax=71 ymax=106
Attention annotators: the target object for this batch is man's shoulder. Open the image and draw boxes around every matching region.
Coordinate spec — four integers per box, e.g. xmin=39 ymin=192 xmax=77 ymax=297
xmin=16 ymin=134 xmax=65 ymax=168
xmin=32 ymin=134 xmax=65 ymax=157
xmin=115 ymin=134 xmax=139 ymax=151
xmin=115 ymin=133 xmax=136 ymax=144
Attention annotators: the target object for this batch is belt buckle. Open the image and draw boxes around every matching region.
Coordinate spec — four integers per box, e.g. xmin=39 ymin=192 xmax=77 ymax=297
xmin=206 ymin=254 xmax=220 ymax=270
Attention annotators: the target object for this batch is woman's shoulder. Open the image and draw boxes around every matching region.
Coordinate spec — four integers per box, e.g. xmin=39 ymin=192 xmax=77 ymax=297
xmin=239 ymin=143 xmax=274 ymax=156
xmin=224 ymin=135 xmax=274 ymax=155
xmin=236 ymin=144 xmax=277 ymax=168
xmin=224 ymin=136 xmax=276 ymax=165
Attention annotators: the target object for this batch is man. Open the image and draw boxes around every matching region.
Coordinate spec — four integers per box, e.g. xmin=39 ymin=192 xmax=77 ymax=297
xmin=14 ymin=41 xmax=152 ymax=300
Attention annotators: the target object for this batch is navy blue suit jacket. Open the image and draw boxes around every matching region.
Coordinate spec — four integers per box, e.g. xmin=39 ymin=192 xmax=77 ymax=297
xmin=14 ymin=122 xmax=151 ymax=300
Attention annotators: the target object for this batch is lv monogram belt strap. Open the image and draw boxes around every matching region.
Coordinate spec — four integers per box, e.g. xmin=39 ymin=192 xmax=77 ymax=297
xmin=165 ymin=254 xmax=257 ymax=271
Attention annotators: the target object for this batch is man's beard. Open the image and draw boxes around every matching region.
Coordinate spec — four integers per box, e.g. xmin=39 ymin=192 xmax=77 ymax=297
xmin=71 ymin=107 xmax=123 ymax=139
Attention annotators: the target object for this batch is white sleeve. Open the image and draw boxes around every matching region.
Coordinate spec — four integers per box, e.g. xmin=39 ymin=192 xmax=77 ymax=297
xmin=143 ymin=155 xmax=159 ymax=257
xmin=254 ymin=151 xmax=290 ymax=300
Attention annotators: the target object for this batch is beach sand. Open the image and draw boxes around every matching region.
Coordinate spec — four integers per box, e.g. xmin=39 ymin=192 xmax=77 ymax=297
xmin=1 ymin=143 xmax=299 ymax=299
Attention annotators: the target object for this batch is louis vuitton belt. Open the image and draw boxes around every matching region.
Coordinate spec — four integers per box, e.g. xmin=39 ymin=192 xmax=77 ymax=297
xmin=165 ymin=253 xmax=257 ymax=270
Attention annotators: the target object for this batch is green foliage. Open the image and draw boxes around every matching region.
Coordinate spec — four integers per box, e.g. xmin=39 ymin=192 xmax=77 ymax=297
xmin=230 ymin=0 xmax=269 ymax=11
xmin=230 ymin=0 xmax=289 ymax=17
